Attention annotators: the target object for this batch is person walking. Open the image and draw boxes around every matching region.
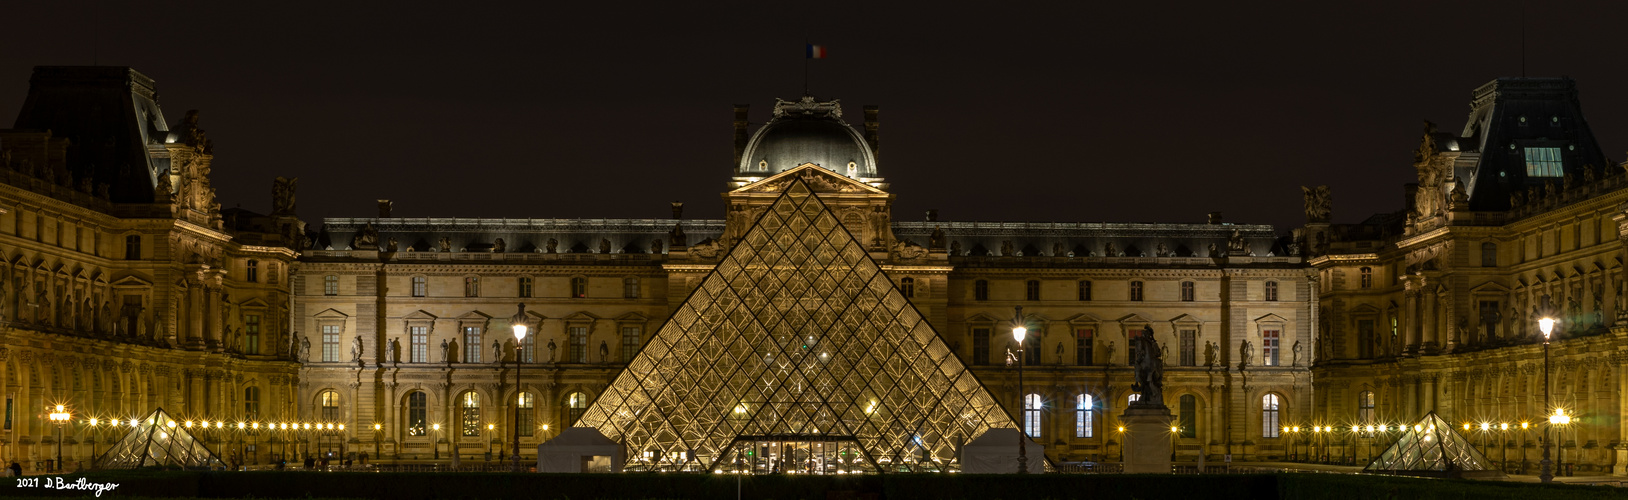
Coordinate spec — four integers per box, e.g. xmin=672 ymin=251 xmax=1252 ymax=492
xmin=9 ymin=462 xmax=21 ymax=477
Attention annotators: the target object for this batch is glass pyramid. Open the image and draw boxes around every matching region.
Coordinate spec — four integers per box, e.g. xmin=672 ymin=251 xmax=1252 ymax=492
xmin=1362 ymin=411 xmax=1501 ymax=478
xmin=576 ymin=178 xmax=1019 ymax=473
xmin=94 ymin=408 xmax=224 ymax=469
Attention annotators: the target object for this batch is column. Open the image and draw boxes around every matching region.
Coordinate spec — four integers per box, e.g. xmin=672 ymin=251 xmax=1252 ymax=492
xmin=204 ymin=284 xmax=222 ymax=347
xmin=188 ymin=281 xmax=204 ymax=347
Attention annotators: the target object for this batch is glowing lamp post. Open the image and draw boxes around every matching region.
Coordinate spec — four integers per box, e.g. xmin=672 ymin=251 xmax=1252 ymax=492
xmin=48 ymin=405 xmax=71 ymax=471
xmin=510 ymin=303 xmax=529 ymax=472
xmin=1012 ymin=306 xmax=1028 ymax=474
xmin=1538 ymin=309 xmax=1556 ymax=483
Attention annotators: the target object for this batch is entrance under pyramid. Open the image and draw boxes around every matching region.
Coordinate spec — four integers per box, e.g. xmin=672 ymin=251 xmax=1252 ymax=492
xmin=574 ymin=178 xmax=1021 ymax=473
xmin=94 ymin=408 xmax=225 ymax=469
xmin=1362 ymin=412 xmax=1503 ymax=479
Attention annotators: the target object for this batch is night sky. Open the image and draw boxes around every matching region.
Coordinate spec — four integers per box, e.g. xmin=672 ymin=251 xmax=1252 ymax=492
xmin=4 ymin=2 xmax=1627 ymax=232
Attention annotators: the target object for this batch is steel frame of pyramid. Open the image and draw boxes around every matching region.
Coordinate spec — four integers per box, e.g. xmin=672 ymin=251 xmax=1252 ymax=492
xmin=1362 ymin=411 xmax=1502 ymax=478
xmin=94 ymin=407 xmax=224 ymax=469
xmin=575 ymin=179 xmax=1019 ymax=473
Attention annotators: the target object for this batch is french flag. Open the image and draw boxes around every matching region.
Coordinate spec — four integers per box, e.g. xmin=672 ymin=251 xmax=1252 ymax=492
xmin=806 ymin=44 xmax=827 ymax=59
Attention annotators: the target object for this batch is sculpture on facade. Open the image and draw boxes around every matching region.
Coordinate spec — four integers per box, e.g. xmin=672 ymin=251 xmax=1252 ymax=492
xmin=668 ymin=225 xmax=687 ymax=248
xmin=440 ymin=339 xmax=451 ymax=363
xmin=599 ymin=239 xmax=612 ymax=254
xmin=949 ymin=240 xmax=961 ymax=256
xmin=439 ymin=237 xmax=452 ymax=253
xmin=299 ymin=335 xmax=311 ymax=363
xmin=1129 ymin=327 xmax=1164 ymax=407
xmin=1104 ymin=242 xmax=1117 ymax=257
xmin=546 ymin=238 xmax=558 ymax=253
xmin=650 ymin=239 xmax=663 ymax=254
xmin=352 ymin=223 xmax=379 ymax=250
xmin=892 ymin=239 xmax=926 ymax=260
xmin=1302 ymin=185 xmax=1332 ymax=223
xmin=1291 ymin=340 xmax=1303 ymax=366
xmin=691 ymin=238 xmax=723 ymax=259
xmin=1103 ymin=341 xmax=1115 ymax=365
xmin=547 ymin=339 xmax=557 ymax=362
xmin=1000 ymin=241 xmax=1014 ymax=257
xmin=1239 ymin=340 xmax=1253 ymax=368
xmin=929 ymin=226 xmax=945 ymax=249
xmin=599 ymin=340 xmax=610 ymax=363
xmin=492 ymin=238 xmax=506 ymax=253
xmin=351 ymin=335 xmax=363 ymax=362
xmin=493 ymin=339 xmax=504 ymax=364
xmin=386 ymin=238 xmax=398 ymax=252
xmin=1203 ymin=341 xmax=1216 ymax=367
xmin=271 ymin=176 xmax=297 ymax=215
xmin=389 ymin=337 xmax=401 ymax=363
xmin=1155 ymin=243 xmax=1170 ymax=258
xmin=1227 ymin=229 xmax=1250 ymax=255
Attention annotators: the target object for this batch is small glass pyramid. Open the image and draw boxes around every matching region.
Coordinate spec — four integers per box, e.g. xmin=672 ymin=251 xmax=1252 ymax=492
xmin=94 ymin=408 xmax=224 ymax=469
xmin=1362 ymin=411 xmax=1502 ymax=478
xmin=575 ymin=177 xmax=1020 ymax=473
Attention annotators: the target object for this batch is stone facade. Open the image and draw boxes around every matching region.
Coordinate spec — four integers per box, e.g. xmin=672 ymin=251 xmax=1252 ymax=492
xmin=0 ymin=67 xmax=301 ymax=468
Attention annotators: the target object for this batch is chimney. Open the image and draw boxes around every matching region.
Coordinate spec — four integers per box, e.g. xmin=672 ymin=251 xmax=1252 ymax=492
xmin=1207 ymin=212 xmax=1223 ymax=225
xmin=926 ymin=209 xmax=938 ymax=222
xmin=377 ymin=199 xmax=393 ymax=218
xmin=863 ymin=105 xmax=880 ymax=164
xmin=671 ymin=201 xmax=684 ymax=220
xmin=732 ymin=105 xmax=750 ymax=168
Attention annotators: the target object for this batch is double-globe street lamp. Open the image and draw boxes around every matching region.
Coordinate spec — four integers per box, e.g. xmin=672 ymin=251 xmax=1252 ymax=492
xmin=48 ymin=405 xmax=71 ymax=471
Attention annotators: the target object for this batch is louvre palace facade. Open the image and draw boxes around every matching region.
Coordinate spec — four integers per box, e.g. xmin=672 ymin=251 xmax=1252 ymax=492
xmin=4 ymin=65 xmax=1627 ymax=474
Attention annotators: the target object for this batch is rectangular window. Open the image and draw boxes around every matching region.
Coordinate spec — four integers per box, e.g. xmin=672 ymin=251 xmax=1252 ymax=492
xmin=1127 ymin=328 xmax=1143 ymax=365
xmin=1075 ymin=328 xmax=1093 ymax=366
xmin=1360 ymin=268 xmax=1372 ymax=289
xmin=125 ymin=235 xmax=141 ymax=260
xmin=1524 ymin=147 xmax=1563 ymax=177
xmin=570 ymin=326 xmax=588 ymax=363
xmin=519 ymin=277 xmax=533 ymax=298
xmin=412 ymin=277 xmax=427 ymax=297
xmin=4 ymin=396 xmax=10 ymax=430
xmin=972 ymin=328 xmax=990 ymax=366
xmin=1179 ymin=329 xmax=1196 ymax=366
xmin=463 ymin=327 xmax=482 ymax=363
xmin=523 ymin=335 xmax=535 ymax=363
xmin=245 ymin=387 xmax=260 ymax=417
xmin=410 ymin=326 xmax=428 ymax=363
xmin=571 ymin=277 xmax=587 ymax=298
xmin=1078 ymin=281 xmax=1091 ymax=301
xmin=1075 ymin=395 xmax=1093 ymax=438
xmin=621 ymin=326 xmax=641 ymax=362
xmin=1179 ymin=396 xmax=1196 ymax=438
xmin=623 ymin=277 xmax=640 ymax=299
xmin=321 ymin=325 xmax=341 ymax=362
xmin=1356 ymin=319 xmax=1375 ymax=359
xmin=1357 ymin=392 xmax=1376 ymax=429
xmin=1180 ymin=282 xmax=1195 ymax=301
xmin=974 ymin=280 xmax=988 ymax=301
xmin=899 ymin=278 xmax=915 ymax=298
xmin=1129 ymin=281 xmax=1143 ymax=301
xmin=245 ymin=314 xmax=260 ymax=355
xmin=1479 ymin=300 xmax=1500 ymax=341
xmin=1024 ymin=335 xmax=1040 ymax=366
xmin=1481 ymin=242 xmax=1497 ymax=267
xmin=245 ymin=260 xmax=259 ymax=283
xmin=516 ymin=393 xmax=535 ymax=437
xmin=1025 ymin=280 xmax=1040 ymax=301
xmin=324 ymin=275 xmax=339 ymax=296
xmin=1262 ymin=395 xmax=1281 ymax=438
xmin=464 ymin=277 xmax=480 ymax=297
xmin=1262 ymin=330 xmax=1280 ymax=366
xmin=1265 ymin=281 xmax=1278 ymax=302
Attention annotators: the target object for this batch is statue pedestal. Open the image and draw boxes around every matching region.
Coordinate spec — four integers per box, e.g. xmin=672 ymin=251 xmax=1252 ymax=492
xmin=1121 ymin=405 xmax=1174 ymax=474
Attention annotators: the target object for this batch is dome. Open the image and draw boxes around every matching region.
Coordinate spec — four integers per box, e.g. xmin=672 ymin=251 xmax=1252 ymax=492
xmin=736 ymin=97 xmax=877 ymax=178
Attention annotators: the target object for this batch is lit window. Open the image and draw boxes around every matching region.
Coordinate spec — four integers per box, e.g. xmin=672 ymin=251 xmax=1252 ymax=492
xmin=460 ymin=392 xmax=481 ymax=436
xmin=324 ymin=275 xmax=339 ymax=296
xmin=1181 ymin=281 xmax=1195 ymax=302
xmin=464 ymin=276 xmax=480 ymax=297
xmin=410 ymin=326 xmax=428 ymax=363
xmin=566 ymin=392 xmax=590 ymax=425
xmin=1262 ymin=394 xmax=1281 ymax=438
xmin=412 ymin=276 xmax=427 ymax=297
xmin=516 ymin=393 xmax=535 ymax=436
xmin=1262 ymin=330 xmax=1280 ymax=366
xmin=320 ymin=390 xmax=340 ymax=421
xmin=1357 ymin=391 xmax=1375 ymax=433
xmin=1128 ymin=394 xmax=1140 ymax=405
xmin=406 ymin=392 xmax=427 ymax=436
xmin=572 ymin=277 xmax=588 ymax=298
xmin=1023 ymin=394 xmax=1043 ymax=438
xmin=1524 ymin=147 xmax=1563 ymax=177
xmin=1129 ymin=281 xmax=1143 ymax=301
xmin=1264 ymin=281 xmax=1278 ymax=302
xmin=522 ymin=334 xmax=535 ymax=363
xmin=1075 ymin=394 xmax=1093 ymax=438
xmin=463 ymin=327 xmax=482 ymax=363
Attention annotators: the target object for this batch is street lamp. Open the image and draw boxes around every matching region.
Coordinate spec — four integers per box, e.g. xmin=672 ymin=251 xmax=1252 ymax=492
xmin=1117 ymin=426 xmax=1126 ymax=462
xmin=1170 ymin=425 xmax=1180 ymax=462
xmin=1011 ymin=305 xmax=1028 ymax=474
xmin=510 ymin=303 xmax=529 ymax=472
xmin=1538 ymin=309 xmax=1556 ymax=483
xmin=48 ymin=405 xmax=71 ymax=471
xmin=373 ymin=423 xmax=382 ymax=463
xmin=1551 ymin=408 xmax=1572 ymax=477
xmin=1499 ymin=422 xmax=1509 ymax=471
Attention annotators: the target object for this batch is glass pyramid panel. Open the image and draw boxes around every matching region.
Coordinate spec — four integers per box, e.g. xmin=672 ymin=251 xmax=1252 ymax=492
xmin=94 ymin=407 xmax=224 ymax=469
xmin=1362 ymin=411 xmax=1501 ymax=477
xmin=577 ymin=178 xmax=1019 ymax=472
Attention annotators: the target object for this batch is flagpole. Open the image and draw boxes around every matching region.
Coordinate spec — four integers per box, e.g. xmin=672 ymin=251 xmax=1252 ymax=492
xmin=803 ymin=44 xmax=810 ymax=97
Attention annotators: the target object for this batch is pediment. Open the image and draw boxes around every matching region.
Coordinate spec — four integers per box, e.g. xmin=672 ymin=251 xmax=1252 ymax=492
xmin=1253 ymin=313 xmax=1290 ymax=324
xmin=563 ymin=311 xmax=600 ymax=322
xmin=1117 ymin=313 xmax=1151 ymax=324
xmin=455 ymin=310 xmax=492 ymax=320
xmin=404 ymin=310 xmax=439 ymax=321
xmin=1350 ymin=304 xmax=1381 ymax=315
xmin=110 ymin=275 xmax=153 ymax=288
xmin=964 ymin=312 xmax=1001 ymax=324
xmin=1064 ymin=313 xmax=1102 ymax=324
xmin=239 ymin=297 xmax=271 ymax=309
xmin=1469 ymin=281 xmax=1511 ymax=294
xmin=614 ymin=312 xmax=649 ymax=323
xmin=314 ymin=308 xmax=350 ymax=319
xmin=731 ymin=163 xmax=887 ymax=195
xmin=1167 ymin=313 xmax=1202 ymax=325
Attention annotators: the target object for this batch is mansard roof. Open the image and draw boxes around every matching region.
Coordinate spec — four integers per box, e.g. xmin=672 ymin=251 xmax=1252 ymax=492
xmin=1446 ymin=78 xmax=1612 ymax=211
xmin=9 ymin=66 xmax=174 ymax=204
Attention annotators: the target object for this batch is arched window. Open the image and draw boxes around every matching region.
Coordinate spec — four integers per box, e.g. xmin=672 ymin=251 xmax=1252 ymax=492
xmin=460 ymin=392 xmax=481 ymax=436
xmin=519 ymin=277 xmax=533 ymax=298
xmin=1359 ymin=267 xmax=1373 ymax=289
xmin=1129 ymin=281 xmax=1144 ymax=301
xmin=517 ymin=392 xmax=535 ymax=436
xmin=244 ymin=387 xmax=260 ymax=418
xmin=1181 ymin=281 xmax=1195 ymax=301
xmin=1178 ymin=395 xmax=1196 ymax=438
xmin=1357 ymin=391 xmax=1375 ymax=431
xmin=571 ymin=277 xmax=588 ymax=298
xmin=406 ymin=392 xmax=428 ymax=436
xmin=566 ymin=392 xmax=590 ymax=425
xmin=1075 ymin=394 xmax=1094 ymax=438
xmin=1481 ymin=242 xmax=1497 ymax=267
xmin=623 ymin=277 xmax=640 ymax=299
xmin=974 ymin=280 xmax=989 ymax=301
xmin=319 ymin=390 xmax=340 ymax=421
xmin=1264 ymin=281 xmax=1278 ymax=301
xmin=245 ymin=259 xmax=259 ymax=283
xmin=464 ymin=276 xmax=480 ymax=297
xmin=1262 ymin=394 xmax=1281 ymax=438
xmin=1025 ymin=280 xmax=1040 ymax=301
xmin=324 ymin=275 xmax=339 ymax=296
xmin=412 ymin=276 xmax=427 ymax=297
xmin=1023 ymin=393 xmax=1043 ymax=438
xmin=899 ymin=277 xmax=915 ymax=298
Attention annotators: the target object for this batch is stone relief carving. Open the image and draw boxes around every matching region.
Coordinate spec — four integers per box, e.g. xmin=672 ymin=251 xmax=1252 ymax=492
xmin=351 ymin=223 xmax=379 ymax=250
xmin=892 ymin=239 xmax=926 ymax=260
xmin=691 ymin=238 xmax=723 ymax=259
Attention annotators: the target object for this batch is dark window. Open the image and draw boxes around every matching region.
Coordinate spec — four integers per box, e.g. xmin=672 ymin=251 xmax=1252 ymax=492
xmin=1129 ymin=281 xmax=1144 ymax=301
xmin=1127 ymin=328 xmax=1144 ymax=365
xmin=623 ymin=277 xmax=639 ymax=299
xmin=245 ymin=260 xmax=259 ymax=283
xmin=324 ymin=275 xmax=339 ymax=296
xmin=522 ymin=335 xmax=535 ymax=363
xmin=464 ymin=276 xmax=479 ymax=297
xmin=1179 ymin=329 xmax=1196 ymax=366
xmin=621 ymin=326 xmax=641 ymax=362
xmin=1265 ymin=281 xmax=1278 ymax=301
xmin=1478 ymin=300 xmax=1500 ymax=341
xmin=244 ymin=315 xmax=260 ymax=355
xmin=463 ymin=327 xmax=482 ymax=363
xmin=974 ymin=280 xmax=989 ymax=301
xmin=1359 ymin=267 xmax=1372 ymax=289
xmin=1481 ymin=242 xmax=1497 ymax=267
xmin=410 ymin=326 xmax=428 ymax=363
xmin=1024 ymin=334 xmax=1040 ymax=366
xmin=1357 ymin=319 xmax=1375 ymax=359
xmin=322 ymin=325 xmax=341 ymax=362
xmin=572 ymin=277 xmax=588 ymax=298
xmin=412 ymin=277 xmax=427 ymax=297
xmin=244 ymin=387 xmax=260 ymax=418
xmin=125 ymin=235 xmax=141 ymax=260
xmin=1180 ymin=282 xmax=1195 ymax=302
xmin=1357 ymin=392 xmax=1376 ymax=431
xmin=1025 ymin=280 xmax=1040 ymax=301
xmin=1179 ymin=395 xmax=1196 ymax=438
xmin=973 ymin=328 xmax=990 ymax=366
xmin=407 ymin=392 xmax=427 ymax=436
xmin=1075 ymin=328 xmax=1093 ymax=366
xmin=519 ymin=277 xmax=533 ymax=298
xmin=1078 ymin=281 xmax=1091 ymax=301
xmin=1262 ymin=330 xmax=1280 ymax=366
xmin=900 ymin=277 xmax=915 ymax=298
xmin=516 ymin=393 xmax=535 ymax=436
xmin=570 ymin=326 xmax=588 ymax=362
